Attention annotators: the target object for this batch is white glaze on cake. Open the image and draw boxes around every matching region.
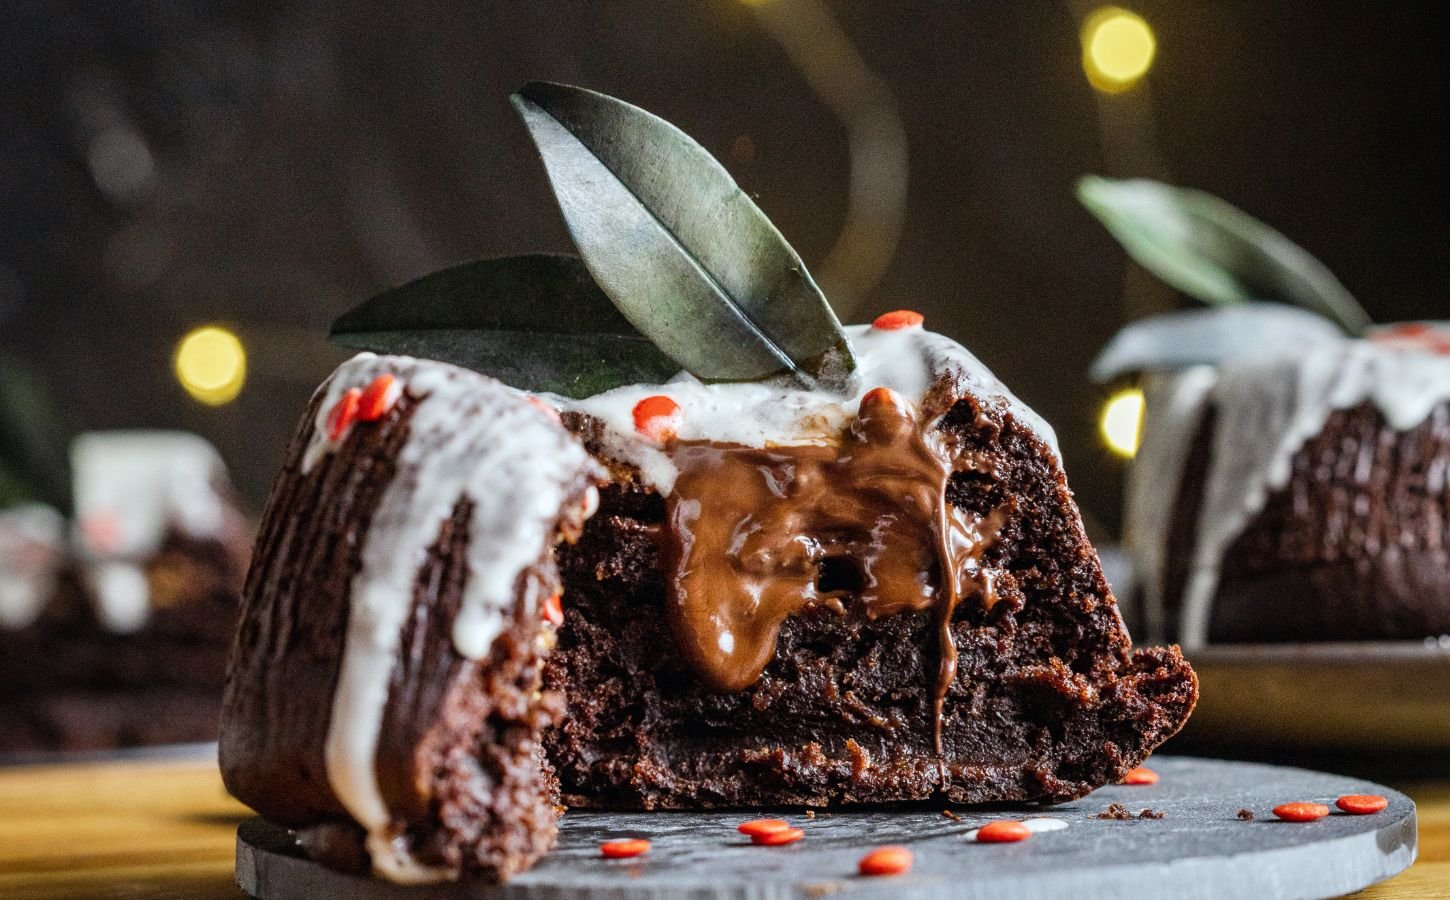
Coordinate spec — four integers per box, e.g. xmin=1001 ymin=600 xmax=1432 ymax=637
xmin=1129 ymin=340 xmax=1450 ymax=647
xmin=0 ymin=503 xmax=66 ymax=630
xmin=558 ymin=323 xmax=1059 ymax=493
xmin=70 ymin=431 xmax=232 ymax=632
xmin=304 ymin=353 xmax=593 ymax=884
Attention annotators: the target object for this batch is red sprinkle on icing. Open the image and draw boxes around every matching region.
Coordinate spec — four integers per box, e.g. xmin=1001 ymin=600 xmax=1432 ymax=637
xmin=1336 ymin=794 xmax=1388 ymax=815
xmin=633 ymin=395 xmax=682 ymax=442
xmin=81 ymin=513 xmax=123 ymax=554
xmin=1121 ymin=766 xmax=1159 ymax=785
xmin=527 ymin=395 xmax=563 ymax=423
xmin=326 ymin=388 xmax=363 ymax=442
xmin=872 ymin=310 xmax=925 ymax=330
xmin=858 ymin=845 xmax=913 ymax=876
xmin=600 ymin=838 xmax=651 ymax=859
xmin=751 ymin=827 xmax=804 ymax=846
xmin=1273 ymin=802 xmax=1330 ymax=822
xmin=737 ymin=819 xmax=791 ymax=838
xmin=860 ymin=386 xmax=900 ymax=408
xmin=542 ymin=594 xmax=564 ymax=628
xmin=975 ymin=820 xmax=1031 ymax=843
xmin=357 ymin=374 xmax=400 ymax=422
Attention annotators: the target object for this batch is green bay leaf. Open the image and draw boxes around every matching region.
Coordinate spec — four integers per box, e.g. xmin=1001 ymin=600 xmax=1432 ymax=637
xmin=1077 ymin=176 xmax=1372 ymax=335
xmin=511 ymin=82 xmax=855 ymax=386
xmin=329 ymin=254 xmax=679 ymax=397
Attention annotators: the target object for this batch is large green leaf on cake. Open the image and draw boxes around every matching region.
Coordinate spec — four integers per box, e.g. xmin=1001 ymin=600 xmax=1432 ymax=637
xmin=1077 ymin=176 xmax=1372 ymax=335
xmin=511 ymin=82 xmax=855 ymax=386
xmin=331 ymin=254 xmax=680 ymax=398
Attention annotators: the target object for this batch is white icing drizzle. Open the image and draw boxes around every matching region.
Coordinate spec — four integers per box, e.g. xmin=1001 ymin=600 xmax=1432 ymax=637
xmin=0 ymin=503 xmax=66 ymax=630
xmin=307 ymin=354 xmax=593 ymax=884
xmin=1129 ymin=341 xmax=1450 ymax=648
xmin=70 ymin=431 xmax=231 ymax=632
xmin=559 ymin=323 xmax=1058 ymax=493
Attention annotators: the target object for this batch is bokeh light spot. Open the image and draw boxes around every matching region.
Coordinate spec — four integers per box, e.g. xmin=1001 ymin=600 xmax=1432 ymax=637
xmin=1101 ymin=387 xmax=1145 ymax=458
xmin=175 ymin=326 xmax=246 ymax=406
xmin=1083 ymin=8 xmax=1156 ymax=93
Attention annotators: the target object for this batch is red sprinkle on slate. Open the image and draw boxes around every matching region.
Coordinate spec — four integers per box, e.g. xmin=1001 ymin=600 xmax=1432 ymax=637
xmin=737 ymin=819 xmax=791 ymax=838
xmin=1273 ymin=802 xmax=1330 ymax=822
xmin=858 ymin=845 xmax=913 ymax=876
xmin=600 ymin=839 xmax=651 ymax=859
xmin=975 ymin=821 xmax=1031 ymax=843
xmin=872 ymin=310 xmax=925 ymax=330
xmin=1121 ymin=766 xmax=1159 ymax=785
xmin=1336 ymin=794 xmax=1388 ymax=815
xmin=326 ymin=388 xmax=363 ymax=441
xmin=751 ymin=827 xmax=805 ymax=846
xmin=357 ymin=374 xmax=400 ymax=422
xmin=632 ymin=395 xmax=682 ymax=442
xmin=542 ymin=594 xmax=564 ymax=628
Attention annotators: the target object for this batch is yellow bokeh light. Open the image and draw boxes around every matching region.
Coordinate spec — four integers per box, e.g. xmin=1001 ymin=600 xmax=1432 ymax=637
xmin=1101 ymin=387 xmax=1145 ymax=458
xmin=1082 ymin=7 xmax=1156 ymax=93
xmin=175 ymin=326 xmax=246 ymax=406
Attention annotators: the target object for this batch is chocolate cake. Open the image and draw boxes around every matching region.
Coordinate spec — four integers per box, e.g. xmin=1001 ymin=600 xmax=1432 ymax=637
xmin=0 ymin=432 xmax=250 ymax=752
xmin=1123 ymin=328 xmax=1450 ymax=646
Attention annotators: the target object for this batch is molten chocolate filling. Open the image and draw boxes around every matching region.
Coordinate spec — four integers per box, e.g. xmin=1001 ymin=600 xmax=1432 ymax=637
xmin=660 ymin=389 xmax=1007 ymax=751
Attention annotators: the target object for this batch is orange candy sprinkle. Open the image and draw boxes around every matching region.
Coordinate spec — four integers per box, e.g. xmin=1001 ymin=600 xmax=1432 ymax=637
xmin=326 ymin=388 xmax=363 ymax=441
xmin=1336 ymin=794 xmax=1388 ymax=815
xmin=858 ymin=845 xmax=913 ymax=876
xmin=751 ymin=827 xmax=805 ymax=846
xmin=527 ymin=395 xmax=563 ymax=423
xmin=542 ymin=594 xmax=564 ymax=628
xmin=632 ymin=395 xmax=682 ymax=442
xmin=737 ymin=818 xmax=791 ymax=838
xmin=872 ymin=310 xmax=925 ymax=330
xmin=1121 ymin=766 xmax=1159 ymax=785
xmin=860 ymin=386 xmax=899 ymax=408
xmin=600 ymin=838 xmax=651 ymax=859
xmin=357 ymin=374 xmax=400 ymax=422
xmin=1273 ymin=802 xmax=1330 ymax=822
xmin=975 ymin=820 xmax=1031 ymax=843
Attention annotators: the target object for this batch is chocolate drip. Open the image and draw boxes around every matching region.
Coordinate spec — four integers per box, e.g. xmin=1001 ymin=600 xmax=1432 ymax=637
xmin=661 ymin=388 xmax=1006 ymax=750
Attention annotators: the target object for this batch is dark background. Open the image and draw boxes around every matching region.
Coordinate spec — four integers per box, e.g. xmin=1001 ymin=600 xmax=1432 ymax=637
xmin=2 ymin=1 xmax=1447 ymax=534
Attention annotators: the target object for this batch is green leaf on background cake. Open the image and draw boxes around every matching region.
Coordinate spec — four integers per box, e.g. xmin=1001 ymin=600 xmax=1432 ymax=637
xmin=1077 ymin=176 xmax=1372 ymax=335
xmin=330 ymin=254 xmax=680 ymax=398
xmin=1090 ymin=305 xmax=1346 ymax=382
xmin=511 ymin=81 xmax=855 ymax=387
xmin=0 ymin=359 xmax=73 ymax=513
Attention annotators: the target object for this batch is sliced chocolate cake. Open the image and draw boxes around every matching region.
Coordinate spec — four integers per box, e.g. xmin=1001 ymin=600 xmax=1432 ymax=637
xmin=219 ymin=84 xmax=1196 ymax=885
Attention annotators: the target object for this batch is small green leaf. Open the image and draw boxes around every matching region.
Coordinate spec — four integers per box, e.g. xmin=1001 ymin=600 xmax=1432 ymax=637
xmin=330 ymin=254 xmax=680 ymax=397
xmin=0 ymin=359 xmax=73 ymax=513
xmin=511 ymin=82 xmax=855 ymax=386
xmin=1077 ymin=176 xmax=1372 ymax=335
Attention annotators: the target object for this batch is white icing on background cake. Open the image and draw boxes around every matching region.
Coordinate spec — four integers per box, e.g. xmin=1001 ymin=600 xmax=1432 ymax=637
xmin=558 ymin=323 xmax=1059 ymax=493
xmin=304 ymin=354 xmax=593 ymax=884
xmin=70 ymin=431 xmax=232 ymax=632
xmin=0 ymin=503 xmax=66 ymax=630
xmin=1128 ymin=340 xmax=1450 ymax=647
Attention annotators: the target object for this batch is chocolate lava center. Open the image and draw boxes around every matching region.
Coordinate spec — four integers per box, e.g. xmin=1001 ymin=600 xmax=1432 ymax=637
xmin=660 ymin=389 xmax=1006 ymax=749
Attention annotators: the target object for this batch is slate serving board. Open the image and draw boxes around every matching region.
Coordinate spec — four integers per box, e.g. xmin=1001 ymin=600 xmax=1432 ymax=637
xmin=236 ymin=756 xmax=1416 ymax=899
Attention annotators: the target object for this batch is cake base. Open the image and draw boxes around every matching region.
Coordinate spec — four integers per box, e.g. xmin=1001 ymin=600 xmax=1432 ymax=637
xmin=236 ymin=757 xmax=1414 ymax=899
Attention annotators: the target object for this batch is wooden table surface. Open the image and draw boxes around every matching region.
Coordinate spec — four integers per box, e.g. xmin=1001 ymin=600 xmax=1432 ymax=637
xmin=0 ymin=754 xmax=1446 ymax=900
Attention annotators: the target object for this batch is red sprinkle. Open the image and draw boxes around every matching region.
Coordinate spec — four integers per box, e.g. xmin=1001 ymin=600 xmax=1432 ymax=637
xmin=527 ymin=395 xmax=563 ymax=423
xmin=860 ymin=386 xmax=900 ymax=408
xmin=600 ymin=838 xmax=651 ymax=859
xmin=357 ymin=374 xmax=400 ymax=422
xmin=737 ymin=818 xmax=791 ymax=838
xmin=751 ymin=827 xmax=805 ymax=846
xmin=1121 ymin=766 xmax=1159 ymax=785
xmin=975 ymin=820 xmax=1031 ymax=843
xmin=542 ymin=594 xmax=564 ymax=628
xmin=326 ymin=388 xmax=363 ymax=441
xmin=632 ymin=395 xmax=682 ymax=442
xmin=858 ymin=845 xmax=913 ymax=876
xmin=872 ymin=310 xmax=925 ymax=330
xmin=1273 ymin=802 xmax=1330 ymax=822
xmin=1336 ymin=794 xmax=1388 ymax=815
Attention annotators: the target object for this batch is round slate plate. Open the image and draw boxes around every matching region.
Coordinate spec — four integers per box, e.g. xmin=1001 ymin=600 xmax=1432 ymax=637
xmin=236 ymin=757 xmax=1415 ymax=899
xmin=1181 ymin=641 xmax=1450 ymax=752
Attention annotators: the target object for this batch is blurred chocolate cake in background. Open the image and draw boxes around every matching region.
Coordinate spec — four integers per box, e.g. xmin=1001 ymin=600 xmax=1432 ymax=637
xmin=0 ymin=431 xmax=250 ymax=753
